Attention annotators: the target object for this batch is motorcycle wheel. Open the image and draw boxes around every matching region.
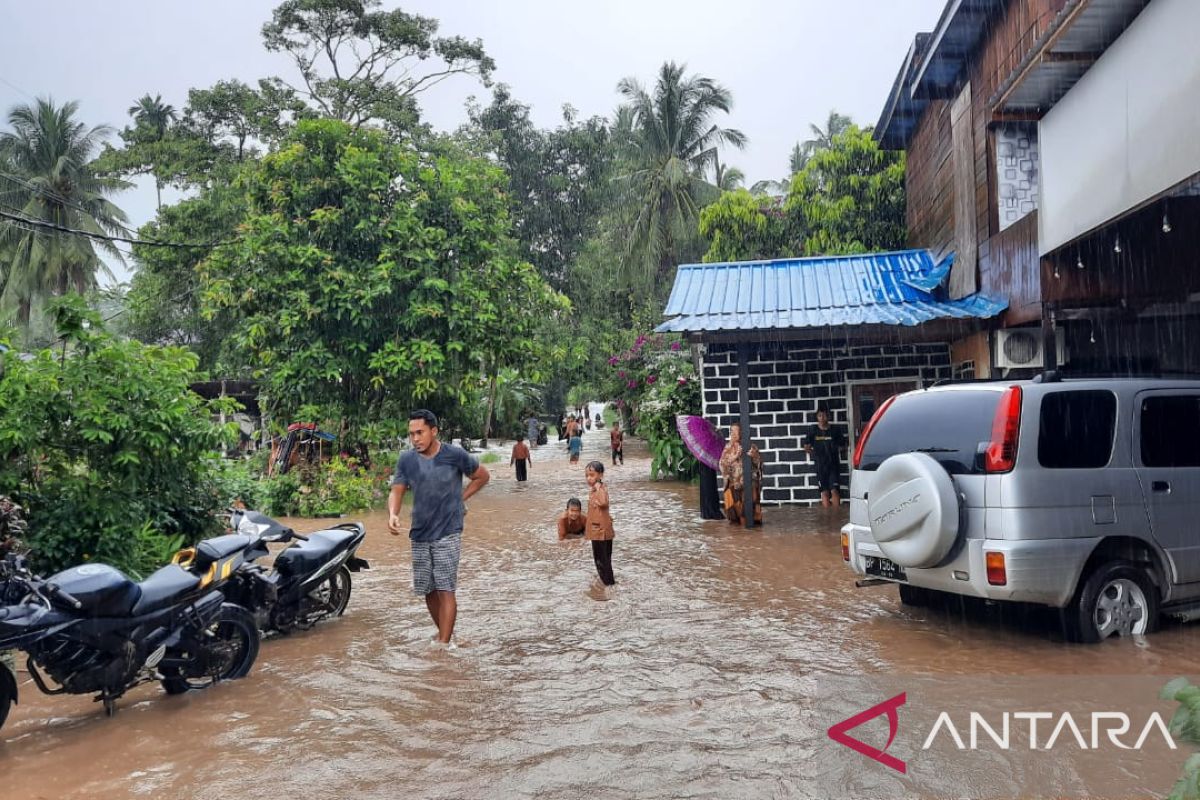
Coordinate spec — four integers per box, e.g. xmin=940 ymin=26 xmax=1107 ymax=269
xmin=0 ymin=667 xmax=13 ymax=731
xmin=312 ymin=566 xmax=352 ymax=618
xmin=162 ymin=604 xmax=260 ymax=695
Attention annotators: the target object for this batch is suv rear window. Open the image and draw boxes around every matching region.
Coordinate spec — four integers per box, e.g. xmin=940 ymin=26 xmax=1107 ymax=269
xmin=1038 ymin=390 xmax=1116 ymax=469
xmin=858 ymin=390 xmax=1000 ymax=473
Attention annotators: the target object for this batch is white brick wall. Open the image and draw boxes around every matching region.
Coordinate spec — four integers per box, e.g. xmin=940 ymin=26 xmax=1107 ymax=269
xmin=701 ymin=341 xmax=952 ymax=505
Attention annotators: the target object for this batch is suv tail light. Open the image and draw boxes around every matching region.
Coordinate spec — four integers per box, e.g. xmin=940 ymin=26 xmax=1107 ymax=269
xmin=984 ymin=386 xmax=1022 ymax=473
xmin=840 ymin=532 xmax=850 ymax=561
xmin=852 ymin=395 xmax=898 ymax=469
xmin=986 ymin=552 xmax=1007 ymax=585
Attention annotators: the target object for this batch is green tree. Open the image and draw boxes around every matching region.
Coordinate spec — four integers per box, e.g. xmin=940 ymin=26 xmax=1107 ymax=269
xmin=122 ymin=178 xmax=248 ymax=369
xmin=0 ymin=98 xmax=130 ymax=323
xmin=261 ymin=0 xmax=494 ymax=135
xmin=699 ymin=189 xmax=794 ymax=263
xmin=200 ymin=119 xmax=566 ymax=441
xmin=464 ymin=85 xmax=615 ymax=293
xmin=615 ymin=61 xmax=746 ymax=293
xmin=0 ymin=296 xmax=233 ymax=576
xmin=127 ymin=93 xmax=179 ymax=210
xmin=785 ymin=124 xmax=905 ymax=255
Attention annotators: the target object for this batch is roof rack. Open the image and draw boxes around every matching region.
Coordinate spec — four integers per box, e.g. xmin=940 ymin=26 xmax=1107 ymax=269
xmin=1035 ymin=370 xmax=1200 ymax=382
xmin=928 ymin=377 xmax=1009 ymax=388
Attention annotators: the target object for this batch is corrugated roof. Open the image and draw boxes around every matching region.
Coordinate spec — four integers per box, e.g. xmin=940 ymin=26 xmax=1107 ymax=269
xmin=656 ymin=250 xmax=1008 ymax=333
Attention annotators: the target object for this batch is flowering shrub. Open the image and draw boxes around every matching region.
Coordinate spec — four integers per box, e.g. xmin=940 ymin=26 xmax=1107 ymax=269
xmin=603 ymin=333 xmax=700 ymax=480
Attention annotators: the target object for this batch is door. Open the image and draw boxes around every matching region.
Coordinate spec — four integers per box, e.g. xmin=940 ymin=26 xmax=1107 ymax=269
xmin=849 ymin=381 xmax=918 ymax=454
xmin=1134 ymin=390 xmax=1200 ymax=584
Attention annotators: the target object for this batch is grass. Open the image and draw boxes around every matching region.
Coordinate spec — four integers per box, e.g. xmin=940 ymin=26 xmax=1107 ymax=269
xmin=481 ymin=452 xmax=502 ymax=464
xmin=603 ymin=404 xmax=618 ymax=428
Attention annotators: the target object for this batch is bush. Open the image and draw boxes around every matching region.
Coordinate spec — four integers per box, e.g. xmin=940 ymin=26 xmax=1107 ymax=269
xmin=0 ymin=297 xmax=233 ymax=576
xmin=601 ymin=333 xmax=700 ymax=480
xmin=294 ymin=456 xmax=382 ymax=517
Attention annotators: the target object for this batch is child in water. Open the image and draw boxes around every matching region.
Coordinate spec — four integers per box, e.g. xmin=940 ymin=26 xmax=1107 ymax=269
xmin=557 ymin=498 xmax=585 ymax=539
xmin=510 ymin=434 xmax=531 ymax=482
xmin=585 ymin=461 xmax=616 ymax=586
xmin=568 ymin=429 xmax=583 ymax=464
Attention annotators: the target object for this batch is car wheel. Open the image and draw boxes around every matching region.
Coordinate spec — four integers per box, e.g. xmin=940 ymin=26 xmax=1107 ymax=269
xmin=867 ymin=452 xmax=960 ymax=569
xmin=1064 ymin=561 xmax=1159 ymax=644
xmin=898 ymin=584 xmax=937 ymax=607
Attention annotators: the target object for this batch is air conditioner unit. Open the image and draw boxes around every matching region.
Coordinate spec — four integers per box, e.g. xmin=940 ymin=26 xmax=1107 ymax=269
xmin=994 ymin=328 xmax=1067 ymax=370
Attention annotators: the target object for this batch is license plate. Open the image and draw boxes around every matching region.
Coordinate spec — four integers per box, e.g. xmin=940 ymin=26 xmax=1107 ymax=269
xmin=864 ymin=556 xmax=907 ymax=581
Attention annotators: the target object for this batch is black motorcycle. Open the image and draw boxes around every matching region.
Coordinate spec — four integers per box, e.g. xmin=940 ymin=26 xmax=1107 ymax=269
xmin=0 ymin=553 xmax=260 ymax=730
xmin=175 ymin=509 xmax=368 ymax=634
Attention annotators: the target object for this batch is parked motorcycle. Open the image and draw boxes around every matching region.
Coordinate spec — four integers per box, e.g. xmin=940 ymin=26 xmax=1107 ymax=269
xmin=173 ymin=509 xmax=369 ymax=634
xmin=0 ymin=553 xmax=260 ymax=730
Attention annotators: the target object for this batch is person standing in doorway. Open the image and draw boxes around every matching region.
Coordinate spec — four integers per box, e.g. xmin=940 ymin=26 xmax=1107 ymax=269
xmin=804 ymin=406 xmax=845 ymax=507
xmin=609 ymin=421 xmax=624 ymax=466
xmin=388 ymin=409 xmax=491 ymax=645
xmin=510 ymin=434 xmax=532 ymax=482
xmin=584 ymin=461 xmax=616 ymax=586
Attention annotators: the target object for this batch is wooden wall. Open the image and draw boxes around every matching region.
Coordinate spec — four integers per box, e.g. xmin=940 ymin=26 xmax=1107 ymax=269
xmin=904 ymin=0 xmax=1071 ymax=314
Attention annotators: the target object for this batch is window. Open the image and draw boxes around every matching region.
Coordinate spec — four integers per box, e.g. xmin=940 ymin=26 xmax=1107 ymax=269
xmin=1141 ymin=395 xmax=1200 ymax=468
xmin=859 ymin=389 xmax=1001 ymax=474
xmin=1038 ymin=391 xmax=1116 ymax=469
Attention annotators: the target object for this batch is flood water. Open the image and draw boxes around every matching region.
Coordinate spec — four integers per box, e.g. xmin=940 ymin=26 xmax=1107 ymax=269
xmin=1 ymin=425 xmax=1196 ymax=798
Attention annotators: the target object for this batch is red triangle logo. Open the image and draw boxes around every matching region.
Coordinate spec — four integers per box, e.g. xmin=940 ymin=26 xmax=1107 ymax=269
xmin=827 ymin=692 xmax=907 ymax=774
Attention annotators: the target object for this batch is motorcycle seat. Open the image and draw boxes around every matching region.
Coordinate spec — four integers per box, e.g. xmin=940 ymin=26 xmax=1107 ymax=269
xmin=196 ymin=533 xmax=253 ymax=563
xmin=274 ymin=529 xmax=357 ymax=576
xmin=132 ymin=564 xmax=201 ymax=615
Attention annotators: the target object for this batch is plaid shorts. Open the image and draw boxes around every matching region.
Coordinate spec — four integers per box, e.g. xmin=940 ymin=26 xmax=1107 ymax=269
xmin=411 ymin=531 xmax=462 ymax=595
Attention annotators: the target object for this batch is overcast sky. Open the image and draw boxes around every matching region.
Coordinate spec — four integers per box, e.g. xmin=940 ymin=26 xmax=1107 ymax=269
xmin=0 ymin=0 xmax=946 ymax=283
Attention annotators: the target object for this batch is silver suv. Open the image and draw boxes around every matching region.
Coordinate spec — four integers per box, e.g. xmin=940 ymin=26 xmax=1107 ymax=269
xmin=841 ymin=376 xmax=1200 ymax=643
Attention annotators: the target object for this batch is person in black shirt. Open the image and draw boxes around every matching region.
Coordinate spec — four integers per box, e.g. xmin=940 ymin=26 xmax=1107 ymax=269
xmin=804 ymin=407 xmax=845 ymax=507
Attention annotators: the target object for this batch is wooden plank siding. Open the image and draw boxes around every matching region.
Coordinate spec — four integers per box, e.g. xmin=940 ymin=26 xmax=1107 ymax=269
xmin=904 ymin=0 xmax=1070 ymax=324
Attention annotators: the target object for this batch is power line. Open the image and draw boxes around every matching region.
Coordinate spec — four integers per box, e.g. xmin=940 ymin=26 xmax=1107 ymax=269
xmin=0 ymin=172 xmax=140 ymax=238
xmin=0 ymin=206 xmax=237 ymax=250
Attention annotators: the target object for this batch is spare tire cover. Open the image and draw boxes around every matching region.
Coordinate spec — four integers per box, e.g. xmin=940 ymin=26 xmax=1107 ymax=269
xmin=866 ymin=452 xmax=959 ymax=568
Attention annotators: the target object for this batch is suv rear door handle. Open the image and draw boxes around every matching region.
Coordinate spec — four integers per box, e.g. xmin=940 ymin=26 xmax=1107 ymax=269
xmin=1152 ymin=480 xmax=1171 ymax=493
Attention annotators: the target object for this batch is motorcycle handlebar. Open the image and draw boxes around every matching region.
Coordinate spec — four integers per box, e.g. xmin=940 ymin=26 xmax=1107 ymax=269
xmin=44 ymin=582 xmax=83 ymax=610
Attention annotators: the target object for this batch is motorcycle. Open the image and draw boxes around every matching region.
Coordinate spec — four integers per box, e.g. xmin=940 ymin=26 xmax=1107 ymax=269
xmin=173 ymin=509 xmax=369 ymax=634
xmin=0 ymin=553 xmax=260 ymax=730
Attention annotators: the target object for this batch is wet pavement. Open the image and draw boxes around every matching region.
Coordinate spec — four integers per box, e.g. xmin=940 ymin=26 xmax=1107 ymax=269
xmin=1 ymin=423 xmax=1197 ymax=798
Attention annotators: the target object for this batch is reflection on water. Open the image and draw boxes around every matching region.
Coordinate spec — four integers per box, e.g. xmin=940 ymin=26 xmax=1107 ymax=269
xmin=0 ymin=428 xmax=1195 ymax=798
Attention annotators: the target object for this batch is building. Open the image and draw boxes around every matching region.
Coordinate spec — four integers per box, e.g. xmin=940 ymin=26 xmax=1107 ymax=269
xmin=877 ymin=0 xmax=1200 ymax=376
xmin=659 ymin=0 xmax=1200 ymax=508
xmin=657 ymin=251 xmax=1005 ymax=506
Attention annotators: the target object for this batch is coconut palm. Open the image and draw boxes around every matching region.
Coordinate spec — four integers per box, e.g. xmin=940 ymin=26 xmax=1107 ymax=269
xmin=128 ymin=93 xmax=177 ymax=140
xmin=0 ymin=98 xmax=130 ymax=322
xmin=713 ymin=159 xmax=745 ymax=192
xmin=127 ymin=93 xmax=177 ymax=209
xmin=616 ymin=61 xmax=746 ymax=290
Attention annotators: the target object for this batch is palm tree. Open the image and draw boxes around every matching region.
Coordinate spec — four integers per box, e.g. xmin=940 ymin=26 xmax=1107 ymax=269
xmin=788 ymin=109 xmax=853 ymax=180
xmin=616 ymin=62 xmax=746 ymax=290
xmin=713 ymin=158 xmax=745 ymax=192
xmin=128 ymin=93 xmax=176 ymax=140
xmin=127 ymin=93 xmax=177 ymax=210
xmin=0 ymin=98 xmax=130 ymax=322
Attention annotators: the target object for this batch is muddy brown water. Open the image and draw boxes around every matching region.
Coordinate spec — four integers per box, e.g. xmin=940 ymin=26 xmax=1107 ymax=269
xmin=1 ymin=429 xmax=1196 ymax=798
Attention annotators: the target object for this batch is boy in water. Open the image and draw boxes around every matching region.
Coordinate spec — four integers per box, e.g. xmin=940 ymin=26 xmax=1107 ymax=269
xmin=557 ymin=498 xmax=585 ymax=539
xmin=803 ymin=407 xmax=845 ymax=507
xmin=568 ymin=428 xmax=583 ymax=464
xmin=510 ymin=434 xmax=531 ymax=482
xmin=609 ymin=421 xmax=624 ymax=466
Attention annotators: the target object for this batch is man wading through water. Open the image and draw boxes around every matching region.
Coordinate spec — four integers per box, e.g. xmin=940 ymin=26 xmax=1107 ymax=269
xmin=388 ymin=410 xmax=490 ymax=645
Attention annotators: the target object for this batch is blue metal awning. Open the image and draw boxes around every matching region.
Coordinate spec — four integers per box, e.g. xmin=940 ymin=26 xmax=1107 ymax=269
xmin=656 ymin=249 xmax=1007 ymax=334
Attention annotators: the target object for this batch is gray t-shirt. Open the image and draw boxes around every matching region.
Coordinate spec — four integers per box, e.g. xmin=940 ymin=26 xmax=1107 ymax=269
xmin=392 ymin=444 xmax=480 ymax=542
